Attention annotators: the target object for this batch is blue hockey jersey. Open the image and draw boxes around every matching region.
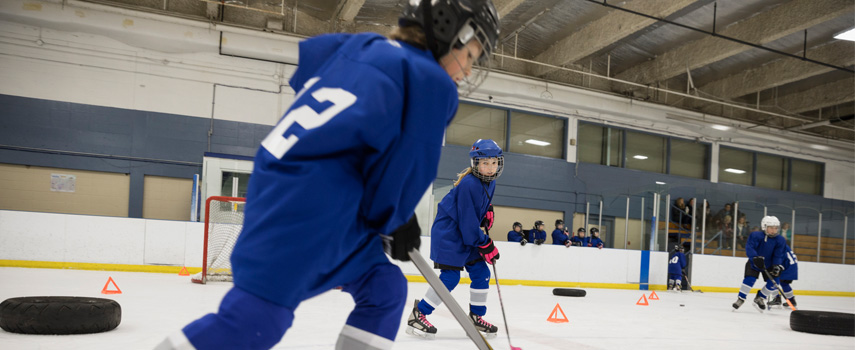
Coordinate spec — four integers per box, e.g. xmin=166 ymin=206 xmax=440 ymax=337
xmin=588 ymin=237 xmax=604 ymax=248
xmin=780 ymin=244 xmax=799 ymax=280
xmin=745 ymin=231 xmax=787 ymax=271
xmin=552 ymin=229 xmax=570 ymax=245
xmin=668 ymin=251 xmax=687 ymax=276
xmin=430 ymin=174 xmax=495 ymax=267
xmin=570 ymin=236 xmax=589 ymax=247
xmin=529 ymin=229 xmax=547 ymax=243
xmin=507 ymin=230 xmax=525 ymax=242
xmin=230 ymin=33 xmax=459 ymax=306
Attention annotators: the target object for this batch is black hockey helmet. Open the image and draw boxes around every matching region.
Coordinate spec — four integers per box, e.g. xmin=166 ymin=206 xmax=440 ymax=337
xmin=555 ymin=219 xmax=564 ymax=227
xmin=513 ymin=222 xmax=522 ymax=229
xmin=682 ymin=241 xmax=691 ymax=252
xmin=589 ymin=227 xmax=599 ymax=236
xmin=673 ymin=244 xmax=682 ymax=252
xmin=400 ymin=0 xmax=500 ymax=62
xmin=577 ymin=227 xmax=585 ymax=234
xmin=534 ymin=220 xmax=544 ymax=228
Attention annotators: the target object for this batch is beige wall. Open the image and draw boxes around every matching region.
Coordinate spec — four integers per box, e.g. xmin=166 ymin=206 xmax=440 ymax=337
xmin=143 ymin=175 xmax=193 ymax=221
xmin=492 ymin=205 xmax=563 ymax=243
xmin=0 ymin=163 xmax=129 ymax=217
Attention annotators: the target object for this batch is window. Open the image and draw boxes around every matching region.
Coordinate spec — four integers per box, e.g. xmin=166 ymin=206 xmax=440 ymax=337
xmin=791 ymin=159 xmax=823 ymax=195
xmin=578 ymin=123 xmax=622 ymax=166
xmin=718 ymin=147 xmax=753 ymax=186
xmin=755 ymin=153 xmax=787 ymax=191
xmin=446 ymin=104 xmax=507 ymax=148
xmin=670 ymin=139 xmax=708 ymax=179
xmin=221 ymin=172 xmax=250 ymax=198
xmin=625 ymin=131 xmax=666 ymax=173
xmin=508 ymin=111 xmax=564 ymax=158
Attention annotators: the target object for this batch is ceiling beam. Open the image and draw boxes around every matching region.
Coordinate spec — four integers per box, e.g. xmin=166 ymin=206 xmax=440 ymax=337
xmin=530 ymin=0 xmax=697 ymax=77
xmin=494 ymin=0 xmax=527 ymax=18
xmin=615 ymin=0 xmax=854 ymax=85
xmin=697 ymin=40 xmax=855 ymax=101
xmin=336 ymin=0 xmax=365 ymax=22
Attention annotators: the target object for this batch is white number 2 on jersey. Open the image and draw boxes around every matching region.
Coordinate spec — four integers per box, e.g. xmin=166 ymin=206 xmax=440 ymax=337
xmin=261 ymin=78 xmax=357 ymax=159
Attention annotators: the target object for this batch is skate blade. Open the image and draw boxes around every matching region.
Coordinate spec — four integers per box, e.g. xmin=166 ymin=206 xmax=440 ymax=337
xmin=480 ymin=332 xmax=497 ymax=339
xmin=405 ymin=326 xmax=436 ymax=340
xmin=751 ymin=303 xmax=764 ymax=314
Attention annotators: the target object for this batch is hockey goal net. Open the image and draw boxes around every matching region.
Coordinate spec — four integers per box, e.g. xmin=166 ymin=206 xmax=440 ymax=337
xmin=191 ymin=196 xmax=246 ymax=284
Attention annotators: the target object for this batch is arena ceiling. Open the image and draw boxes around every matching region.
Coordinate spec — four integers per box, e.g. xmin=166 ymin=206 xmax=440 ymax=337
xmin=80 ymin=0 xmax=855 ymax=142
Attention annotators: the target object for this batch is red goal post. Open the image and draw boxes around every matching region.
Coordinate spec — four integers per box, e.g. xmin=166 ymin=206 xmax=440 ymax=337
xmin=191 ymin=196 xmax=246 ymax=284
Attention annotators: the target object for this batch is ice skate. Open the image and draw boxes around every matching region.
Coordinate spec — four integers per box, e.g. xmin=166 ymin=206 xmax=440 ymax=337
xmin=469 ymin=312 xmax=498 ymax=339
xmin=732 ymin=298 xmax=744 ymax=311
xmin=768 ymin=295 xmax=782 ymax=308
xmin=789 ymin=297 xmax=797 ymax=307
xmin=406 ymin=300 xmax=436 ymax=340
xmin=752 ymin=295 xmax=766 ymax=313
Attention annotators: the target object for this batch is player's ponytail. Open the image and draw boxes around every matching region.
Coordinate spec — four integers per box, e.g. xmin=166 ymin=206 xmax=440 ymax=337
xmin=453 ymin=167 xmax=472 ymax=187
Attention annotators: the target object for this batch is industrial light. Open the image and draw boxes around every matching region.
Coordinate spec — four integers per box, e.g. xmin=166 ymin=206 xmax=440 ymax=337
xmin=633 ymin=155 xmax=648 ymax=160
xmin=810 ymin=144 xmax=830 ymax=151
xmin=834 ymin=28 xmax=855 ymax=42
xmin=655 ymin=181 xmax=666 ymax=185
xmin=525 ymin=139 xmax=551 ymax=146
xmin=724 ymin=168 xmax=746 ymax=174
xmin=712 ymin=125 xmax=731 ymax=131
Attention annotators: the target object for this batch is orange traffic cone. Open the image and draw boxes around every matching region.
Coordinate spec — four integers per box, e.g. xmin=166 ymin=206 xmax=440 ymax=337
xmin=101 ymin=276 xmax=122 ymax=295
xmin=546 ymin=303 xmax=569 ymax=323
xmin=178 ymin=266 xmax=190 ymax=276
xmin=648 ymin=290 xmax=659 ymax=300
xmin=636 ymin=294 xmax=649 ymax=306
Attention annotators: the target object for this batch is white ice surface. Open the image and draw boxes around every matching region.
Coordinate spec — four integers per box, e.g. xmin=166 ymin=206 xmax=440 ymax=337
xmin=1 ymin=267 xmax=853 ymax=350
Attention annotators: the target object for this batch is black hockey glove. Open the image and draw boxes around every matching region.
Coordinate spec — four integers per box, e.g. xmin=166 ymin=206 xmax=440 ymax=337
xmin=752 ymin=256 xmax=766 ymax=270
xmin=383 ymin=214 xmax=421 ymax=262
xmin=770 ymin=264 xmax=784 ymax=277
xmin=534 ymin=239 xmax=544 ymax=245
xmin=519 ymin=238 xmax=528 ymax=246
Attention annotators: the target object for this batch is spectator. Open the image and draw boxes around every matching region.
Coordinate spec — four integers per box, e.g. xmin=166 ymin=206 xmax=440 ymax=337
xmin=714 ymin=203 xmax=734 ymax=225
xmin=552 ymin=219 xmax=571 ymax=247
xmin=588 ymin=227 xmax=604 ymax=249
xmin=671 ymin=197 xmax=691 ymax=228
xmin=780 ymin=222 xmax=792 ymax=241
xmin=570 ymin=228 xmax=589 ymax=247
xmin=528 ymin=220 xmax=546 ymax=245
xmin=507 ymin=222 xmax=527 ymax=245
xmin=721 ymin=215 xmax=734 ymax=249
xmin=735 ymin=216 xmax=749 ymax=248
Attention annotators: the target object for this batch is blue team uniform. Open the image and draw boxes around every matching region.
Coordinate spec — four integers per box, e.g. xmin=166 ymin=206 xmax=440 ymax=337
xmin=418 ymin=173 xmax=494 ymax=317
xmin=570 ymin=235 xmax=589 ymax=247
xmin=529 ymin=229 xmax=547 ymax=243
xmin=668 ymin=251 xmax=687 ymax=281
xmin=508 ymin=230 xmax=525 ymax=242
xmin=588 ymin=237 xmax=604 ymax=248
xmin=181 ymin=33 xmax=458 ymax=349
xmin=552 ymin=229 xmax=570 ymax=245
xmin=776 ymin=245 xmax=799 ymax=300
xmin=738 ymin=231 xmax=787 ymax=300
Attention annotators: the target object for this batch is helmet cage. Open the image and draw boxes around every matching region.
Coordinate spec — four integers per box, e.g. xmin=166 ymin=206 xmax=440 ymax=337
xmin=470 ymin=155 xmax=504 ymax=182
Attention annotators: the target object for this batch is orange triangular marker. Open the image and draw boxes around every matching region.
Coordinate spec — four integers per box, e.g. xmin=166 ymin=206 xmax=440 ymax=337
xmin=648 ymin=290 xmax=659 ymax=300
xmin=178 ymin=266 xmax=189 ymax=276
xmin=101 ymin=276 xmax=122 ymax=295
xmin=546 ymin=303 xmax=569 ymax=323
xmin=636 ymin=294 xmax=649 ymax=306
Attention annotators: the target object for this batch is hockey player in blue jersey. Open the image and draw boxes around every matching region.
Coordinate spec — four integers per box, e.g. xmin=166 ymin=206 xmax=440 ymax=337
xmin=529 ymin=220 xmax=547 ymax=245
xmin=157 ymin=1 xmax=500 ymax=349
xmin=407 ymin=139 xmax=503 ymax=339
xmin=668 ymin=244 xmax=687 ymax=291
xmin=552 ymin=219 xmax=571 ymax=246
xmin=508 ymin=222 xmax=527 ymax=245
xmin=571 ymin=227 xmax=589 ymax=247
xmin=732 ymin=216 xmax=787 ymax=312
xmin=588 ymin=227 xmax=605 ymax=249
xmin=768 ymin=243 xmax=798 ymax=308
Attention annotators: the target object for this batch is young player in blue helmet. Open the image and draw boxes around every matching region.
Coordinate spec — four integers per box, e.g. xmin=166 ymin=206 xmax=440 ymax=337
xmin=552 ymin=219 xmax=571 ymax=246
xmin=732 ymin=216 xmax=787 ymax=312
xmin=508 ymin=222 xmax=527 ymax=245
xmin=668 ymin=244 xmax=687 ymax=291
xmin=571 ymin=227 xmax=589 ymax=247
xmin=408 ymin=139 xmax=503 ymax=340
xmin=588 ymin=227 xmax=605 ymax=249
xmin=529 ymin=220 xmax=547 ymax=245
xmin=768 ymin=242 xmax=798 ymax=308
xmin=159 ymin=1 xmax=500 ymax=349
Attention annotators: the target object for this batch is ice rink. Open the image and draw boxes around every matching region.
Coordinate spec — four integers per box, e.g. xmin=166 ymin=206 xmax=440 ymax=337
xmin=1 ymin=267 xmax=853 ymax=350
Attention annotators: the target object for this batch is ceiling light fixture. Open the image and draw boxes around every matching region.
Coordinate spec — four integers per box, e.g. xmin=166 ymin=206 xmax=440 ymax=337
xmin=724 ymin=168 xmax=746 ymax=174
xmin=655 ymin=181 xmax=666 ymax=185
xmin=633 ymin=155 xmax=648 ymax=160
xmin=834 ymin=27 xmax=855 ymax=42
xmin=712 ymin=125 xmax=731 ymax=131
xmin=525 ymin=139 xmax=551 ymax=146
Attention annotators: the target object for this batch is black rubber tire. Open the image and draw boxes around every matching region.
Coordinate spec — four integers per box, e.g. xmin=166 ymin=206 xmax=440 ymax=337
xmin=0 ymin=296 xmax=121 ymax=335
xmin=552 ymin=288 xmax=586 ymax=297
xmin=790 ymin=310 xmax=855 ymax=337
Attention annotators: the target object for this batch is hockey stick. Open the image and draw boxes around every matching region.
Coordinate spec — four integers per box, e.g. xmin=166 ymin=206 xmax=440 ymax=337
xmin=760 ymin=268 xmax=796 ymax=311
xmin=408 ymin=249 xmax=494 ymax=350
xmin=682 ymin=272 xmax=702 ymax=293
xmin=491 ymin=263 xmax=522 ymax=350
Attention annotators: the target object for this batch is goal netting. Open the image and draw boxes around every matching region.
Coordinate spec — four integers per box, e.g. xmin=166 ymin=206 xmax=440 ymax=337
xmin=191 ymin=196 xmax=246 ymax=284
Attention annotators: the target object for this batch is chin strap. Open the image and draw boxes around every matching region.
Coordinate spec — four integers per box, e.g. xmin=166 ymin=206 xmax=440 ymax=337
xmin=421 ymin=0 xmax=439 ymax=60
